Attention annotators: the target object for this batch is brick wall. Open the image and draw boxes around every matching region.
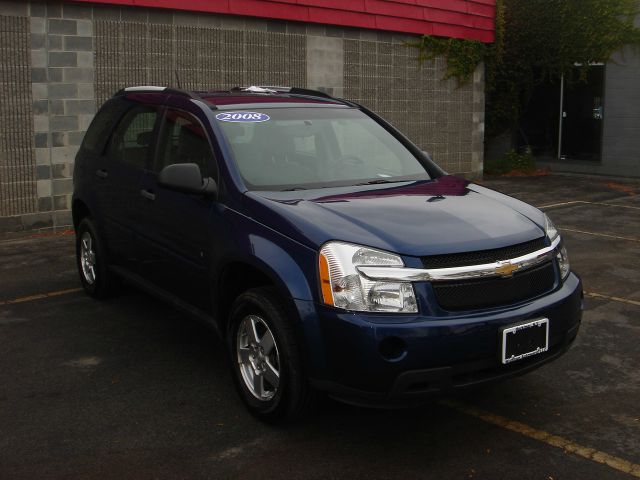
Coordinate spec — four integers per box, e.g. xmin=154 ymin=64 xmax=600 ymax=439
xmin=0 ymin=0 xmax=486 ymax=235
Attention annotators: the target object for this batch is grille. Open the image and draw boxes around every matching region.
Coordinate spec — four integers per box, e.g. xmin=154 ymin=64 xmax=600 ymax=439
xmin=433 ymin=261 xmax=556 ymax=311
xmin=422 ymin=237 xmax=547 ymax=269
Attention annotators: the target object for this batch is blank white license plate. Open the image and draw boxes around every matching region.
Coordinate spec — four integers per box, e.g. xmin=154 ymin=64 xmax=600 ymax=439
xmin=501 ymin=318 xmax=549 ymax=364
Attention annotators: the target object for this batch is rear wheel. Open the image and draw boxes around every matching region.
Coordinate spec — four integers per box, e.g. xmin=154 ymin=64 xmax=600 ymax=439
xmin=75 ymin=217 xmax=117 ymax=299
xmin=228 ymin=287 xmax=316 ymax=423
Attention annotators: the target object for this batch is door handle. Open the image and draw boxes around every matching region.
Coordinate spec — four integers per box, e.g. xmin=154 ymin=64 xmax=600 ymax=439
xmin=95 ymin=169 xmax=108 ymax=179
xmin=140 ymin=189 xmax=156 ymax=201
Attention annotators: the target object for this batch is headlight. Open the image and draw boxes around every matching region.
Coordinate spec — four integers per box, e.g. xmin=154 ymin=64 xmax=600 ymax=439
xmin=544 ymin=214 xmax=559 ymax=242
xmin=544 ymin=214 xmax=570 ymax=280
xmin=556 ymin=243 xmax=570 ymax=280
xmin=318 ymin=242 xmax=418 ymax=313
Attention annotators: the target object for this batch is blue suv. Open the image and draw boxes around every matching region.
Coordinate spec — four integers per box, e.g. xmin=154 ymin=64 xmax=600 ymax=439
xmin=73 ymin=86 xmax=582 ymax=422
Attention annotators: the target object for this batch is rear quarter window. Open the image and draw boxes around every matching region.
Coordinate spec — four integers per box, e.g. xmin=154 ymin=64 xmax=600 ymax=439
xmin=80 ymin=99 xmax=127 ymax=155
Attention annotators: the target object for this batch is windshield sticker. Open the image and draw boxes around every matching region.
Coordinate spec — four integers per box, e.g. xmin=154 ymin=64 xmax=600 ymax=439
xmin=216 ymin=111 xmax=270 ymax=123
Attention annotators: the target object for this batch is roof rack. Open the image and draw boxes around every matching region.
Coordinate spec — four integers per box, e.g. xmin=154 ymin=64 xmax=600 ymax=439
xmin=114 ymin=86 xmax=204 ymax=101
xmin=229 ymin=85 xmax=357 ymax=107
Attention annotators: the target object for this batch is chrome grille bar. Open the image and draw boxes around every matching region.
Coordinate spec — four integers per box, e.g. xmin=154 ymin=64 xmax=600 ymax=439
xmin=357 ymin=236 xmax=561 ymax=283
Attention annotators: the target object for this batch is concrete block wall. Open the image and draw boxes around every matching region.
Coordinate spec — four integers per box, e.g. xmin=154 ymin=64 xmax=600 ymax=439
xmin=343 ymin=35 xmax=482 ymax=174
xmin=29 ymin=2 xmax=95 ymax=232
xmin=0 ymin=0 xmax=486 ymax=236
xmin=0 ymin=11 xmax=36 ymax=228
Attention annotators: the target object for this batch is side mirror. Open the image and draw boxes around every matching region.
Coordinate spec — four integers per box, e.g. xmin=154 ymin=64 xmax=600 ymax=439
xmin=158 ymin=163 xmax=217 ymax=196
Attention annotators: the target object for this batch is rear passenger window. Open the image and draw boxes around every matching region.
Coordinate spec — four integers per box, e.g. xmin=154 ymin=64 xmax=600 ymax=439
xmin=155 ymin=109 xmax=215 ymax=179
xmin=107 ymin=106 xmax=158 ymax=169
xmin=81 ymin=99 xmax=126 ymax=155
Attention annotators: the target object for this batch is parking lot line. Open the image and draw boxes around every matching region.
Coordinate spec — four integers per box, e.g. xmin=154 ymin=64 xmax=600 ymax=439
xmin=442 ymin=399 xmax=640 ymax=478
xmin=538 ymin=200 xmax=585 ymax=209
xmin=539 ymin=200 xmax=640 ymax=210
xmin=0 ymin=287 xmax=83 ymax=306
xmin=560 ymin=228 xmax=640 ymax=243
xmin=585 ymin=291 xmax=640 ymax=307
xmin=594 ymin=201 xmax=640 ymax=210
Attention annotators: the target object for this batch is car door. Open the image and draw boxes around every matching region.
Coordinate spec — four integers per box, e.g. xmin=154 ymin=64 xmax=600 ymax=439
xmin=136 ymin=106 xmax=218 ymax=311
xmin=91 ymin=103 xmax=161 ymax=267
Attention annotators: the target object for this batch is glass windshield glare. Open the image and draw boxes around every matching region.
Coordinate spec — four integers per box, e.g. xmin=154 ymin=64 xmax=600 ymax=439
xmin=215 ymin=107 xmax=430 ymax=191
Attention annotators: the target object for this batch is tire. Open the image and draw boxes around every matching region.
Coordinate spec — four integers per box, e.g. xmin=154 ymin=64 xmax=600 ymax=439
xmin=227 ymin=287 xmax=316 ymax=423
xmin=75 ymin=217 xmax=117 ymax=299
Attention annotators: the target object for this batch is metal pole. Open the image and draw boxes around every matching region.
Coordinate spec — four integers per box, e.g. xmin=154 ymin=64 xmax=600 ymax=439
xmin=557 ymin=74 xmax=564 ymax=160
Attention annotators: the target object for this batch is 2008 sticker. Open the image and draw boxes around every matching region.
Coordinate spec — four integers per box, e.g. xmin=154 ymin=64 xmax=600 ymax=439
xmin=215 ymin=111 xmax=270 ymax=123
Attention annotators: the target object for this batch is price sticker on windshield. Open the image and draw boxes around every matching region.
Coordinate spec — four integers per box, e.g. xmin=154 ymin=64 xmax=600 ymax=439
xmin=216 ymin=111 xmax=270 ymax=123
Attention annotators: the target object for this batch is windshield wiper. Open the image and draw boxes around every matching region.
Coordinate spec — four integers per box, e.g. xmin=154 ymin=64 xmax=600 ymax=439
xmin=281 ymin=187 xmax=307 ymax=191
xmin=353 ymin=179 xmax=399 ymax=186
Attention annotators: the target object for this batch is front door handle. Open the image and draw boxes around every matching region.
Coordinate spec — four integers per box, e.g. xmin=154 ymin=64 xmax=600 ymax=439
xmin=95 ymin=169 xmax=108 ymax=179
xmin=140 ymin=189 xmax=156 ymax=201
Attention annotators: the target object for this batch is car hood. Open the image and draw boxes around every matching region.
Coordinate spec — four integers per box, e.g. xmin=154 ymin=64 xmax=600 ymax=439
xmin=243 ymin=176 xmax=547 ymax=257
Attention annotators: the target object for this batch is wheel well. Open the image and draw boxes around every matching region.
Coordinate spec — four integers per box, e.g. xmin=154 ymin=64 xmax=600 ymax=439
xmin=216 ymin=262 xmax=276 ymax=328
xmin=72 ymin=199 xmax=91 ymax=228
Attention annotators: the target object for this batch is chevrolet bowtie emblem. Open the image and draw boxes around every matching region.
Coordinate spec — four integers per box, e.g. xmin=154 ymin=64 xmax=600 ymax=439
xmin=495 ymin=262 xmax=518 ymax=277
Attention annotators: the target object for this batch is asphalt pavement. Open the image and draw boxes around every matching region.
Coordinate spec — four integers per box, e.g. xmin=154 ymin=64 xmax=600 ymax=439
xmin=1 ymin=173 xmax=639 ymax=479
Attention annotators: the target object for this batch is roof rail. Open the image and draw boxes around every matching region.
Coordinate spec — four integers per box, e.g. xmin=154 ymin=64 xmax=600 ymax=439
xmin=114 ymin=86 xmax=201 ymax=100
xmin=289 ymin=87 xmax=358 ymax=107
xmin=229 ymin=86 xmax=356 ymax=107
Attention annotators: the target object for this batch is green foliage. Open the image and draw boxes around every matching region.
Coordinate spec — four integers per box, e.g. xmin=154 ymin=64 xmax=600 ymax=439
xmin=484 ymin=149 xmax=535 ymax=175
xmin=407 ymin=0 xmax=640 ymax=136
xmin=486 ymin=0 xmax=640 ymax=137
xmin=405 ymin=36 xmax=486 ymax=85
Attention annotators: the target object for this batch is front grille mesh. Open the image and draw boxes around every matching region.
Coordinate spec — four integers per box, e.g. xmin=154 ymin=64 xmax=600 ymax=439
xmin=422 ymin=237 xmax=547 ymax=269
xmin=433 ymin=261 xmax=556 ymax=311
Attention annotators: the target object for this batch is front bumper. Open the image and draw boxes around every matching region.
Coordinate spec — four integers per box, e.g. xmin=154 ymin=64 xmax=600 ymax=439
xmin=295 ymin=273 xmax=583 ymax=406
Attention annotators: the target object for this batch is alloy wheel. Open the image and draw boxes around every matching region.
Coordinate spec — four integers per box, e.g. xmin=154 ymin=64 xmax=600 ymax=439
xmin=80 ymin=231 xmax=96 ymax=285
xmin=236 ymin=315 xmax=281 ymax=401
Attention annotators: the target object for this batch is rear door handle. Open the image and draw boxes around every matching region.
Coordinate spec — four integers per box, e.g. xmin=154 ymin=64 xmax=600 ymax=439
xmin=95 ymin=169 xmax=108 ymax=179
xmin=140 ymin=189 xmax=156 ymax=201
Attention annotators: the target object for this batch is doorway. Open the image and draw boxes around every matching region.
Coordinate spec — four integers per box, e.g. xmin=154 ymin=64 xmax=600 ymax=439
xmin=519 ymin=65 xmax=605 ymax=162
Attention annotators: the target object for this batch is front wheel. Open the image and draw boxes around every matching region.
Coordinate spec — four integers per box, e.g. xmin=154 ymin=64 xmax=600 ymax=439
xmin=228 ymin=287 xmax=316 ymax=423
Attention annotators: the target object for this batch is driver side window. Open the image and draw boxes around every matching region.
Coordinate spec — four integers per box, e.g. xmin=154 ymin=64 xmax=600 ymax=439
xmin=155 ymin=109 xmax=216 ymax=180
xmin=107 ymin=106 xmax=158 ymax=169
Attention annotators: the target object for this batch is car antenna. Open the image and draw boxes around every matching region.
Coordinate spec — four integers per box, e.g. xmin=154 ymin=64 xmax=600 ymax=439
xmin=174 ymin=69 xmax=182 ymax=89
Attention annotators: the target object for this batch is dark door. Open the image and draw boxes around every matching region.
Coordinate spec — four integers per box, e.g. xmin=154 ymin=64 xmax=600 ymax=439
xmin=93 ymin=104 xmax=160 ymax=266
xmin=137 ymin=107 xmax=218 ymax=311
xmin=561 ymin=65 xmax=605 ymax=161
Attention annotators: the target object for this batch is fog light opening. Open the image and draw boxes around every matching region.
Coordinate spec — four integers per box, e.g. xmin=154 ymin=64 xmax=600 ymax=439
xmin=379 ymin=336 xmax=407 ymax=362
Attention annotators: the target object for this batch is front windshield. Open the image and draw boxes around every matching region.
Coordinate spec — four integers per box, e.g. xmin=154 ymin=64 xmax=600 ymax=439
xmin=215 ymin=107 xmax=431 ymax=191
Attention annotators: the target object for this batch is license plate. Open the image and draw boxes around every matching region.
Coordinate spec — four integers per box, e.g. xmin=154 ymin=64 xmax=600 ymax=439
xmin=501 ymin=318 xmax=549 ymax=364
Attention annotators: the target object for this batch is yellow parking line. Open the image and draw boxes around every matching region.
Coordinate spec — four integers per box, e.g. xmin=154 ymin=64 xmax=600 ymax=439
xmin=0 ymin=287 xmax=83 ymax=306
xmin=560 ymin=228 xmax=640 ymax=242
xmin=442 ymin=400 xmax=640 ymax=478
xmin=585 ymin=291 xmax=640 ymax=307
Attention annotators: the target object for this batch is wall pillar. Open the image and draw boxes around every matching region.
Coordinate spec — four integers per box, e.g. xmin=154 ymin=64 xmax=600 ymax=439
xmin=306 ymin=35 xmax=344 ymax=97
xmin=29 ymin=2 xmax=96 ymax=230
